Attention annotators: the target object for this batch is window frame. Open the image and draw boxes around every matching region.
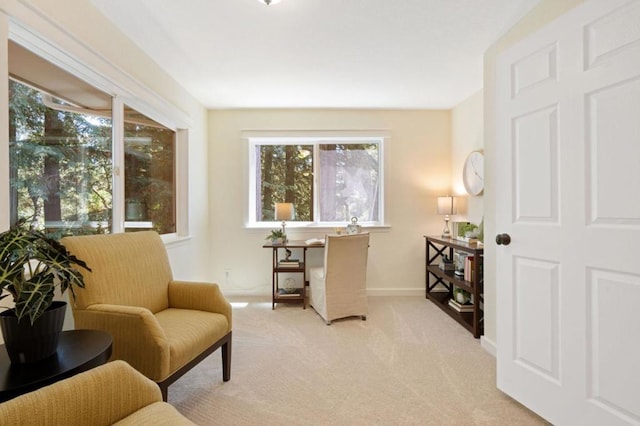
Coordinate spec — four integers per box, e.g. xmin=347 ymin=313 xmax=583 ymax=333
xmin=2 ymin=19 xmax=189 ymax=240
xmin=247 ymin=132 xmax=386 ymax=229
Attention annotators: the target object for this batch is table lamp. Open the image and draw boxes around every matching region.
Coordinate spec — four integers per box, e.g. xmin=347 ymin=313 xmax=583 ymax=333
xmin=274 ymin=202 xmax=294 ymax=240
xmin=437 ymin=196 xmax=457 ymax=238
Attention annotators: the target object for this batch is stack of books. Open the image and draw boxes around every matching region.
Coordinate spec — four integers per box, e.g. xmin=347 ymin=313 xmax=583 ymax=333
xmin=456 ymin=236 xmax=478 ymax=244
xmin=448 ymin=298 xmax=474 ymax=313
xmin=278 ymin=288 xmax=302 ymax=297
xmin=464 ymin=256 xmax=475 ymax=281
xmin=278 ymin=258 xmax=300 ymax=267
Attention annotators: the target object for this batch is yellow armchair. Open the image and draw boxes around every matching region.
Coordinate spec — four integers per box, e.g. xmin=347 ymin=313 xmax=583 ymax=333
xmin=62 ymin=231 xmax=231 ymax=401
xmin=0 ymin=360 xmax=195 ymax=425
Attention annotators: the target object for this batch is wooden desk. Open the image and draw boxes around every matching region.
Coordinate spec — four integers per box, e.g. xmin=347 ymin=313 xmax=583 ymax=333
xmin=0 ymin=329 xmax=113 ymax=402
xmin=262 ymin=240 xmax=325 ymax=310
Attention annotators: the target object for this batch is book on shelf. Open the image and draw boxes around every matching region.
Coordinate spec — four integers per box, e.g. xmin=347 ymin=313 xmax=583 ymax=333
xmin=278 ymin=261 xmax=300 ymax=267
xmin=464 ymin=256 xmax=474 ymax=281
xmin=448 ymin=299 xmax=474 ymax=313
xmin=278 ymin=288 xmax=302 ymax=297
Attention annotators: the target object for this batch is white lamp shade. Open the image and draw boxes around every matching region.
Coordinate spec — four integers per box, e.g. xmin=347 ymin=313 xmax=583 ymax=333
xmin=275 ymin=203 xmax=295 ymax=221
xmin=437 ymin=196 xmax=457 ymax=215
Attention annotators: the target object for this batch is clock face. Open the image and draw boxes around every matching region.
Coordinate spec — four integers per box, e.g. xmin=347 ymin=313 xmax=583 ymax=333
xmin=463 ymin=151 xmax=484 ymax=196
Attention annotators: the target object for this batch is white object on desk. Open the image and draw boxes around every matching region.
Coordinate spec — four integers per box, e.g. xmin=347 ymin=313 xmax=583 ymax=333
xmin=305 ymin=238 xmax=325 ymax=245
xmin=346 ymin=217 xmax=361 ymax=235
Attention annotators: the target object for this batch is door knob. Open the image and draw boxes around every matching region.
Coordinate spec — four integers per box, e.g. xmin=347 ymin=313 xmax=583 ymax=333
xmin=495 ymin=233 xmax=511 ymax=246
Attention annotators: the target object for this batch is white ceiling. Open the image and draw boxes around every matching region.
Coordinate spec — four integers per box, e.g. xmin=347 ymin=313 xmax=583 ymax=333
xmin=91 ymin=0 xmax=540 ymax=110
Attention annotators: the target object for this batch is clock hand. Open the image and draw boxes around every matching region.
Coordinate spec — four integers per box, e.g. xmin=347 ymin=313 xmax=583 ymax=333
xmin=471 ymin=161 xmax=482 ymax=179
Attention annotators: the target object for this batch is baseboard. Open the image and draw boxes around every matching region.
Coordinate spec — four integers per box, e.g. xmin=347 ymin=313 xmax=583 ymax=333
xmin=224 ymin=289 xmax=425 ymax=297
xmin=223 ymin=290 xmax=270 ymax=297
xmin=481 ymin=336 xmax=496 ymax=357
xmin=366 ymin=288 xmax=424 ymax=297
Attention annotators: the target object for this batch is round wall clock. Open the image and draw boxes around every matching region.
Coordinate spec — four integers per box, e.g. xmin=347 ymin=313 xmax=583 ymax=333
xmin=463 ymin=151 xmax=484 ymax=196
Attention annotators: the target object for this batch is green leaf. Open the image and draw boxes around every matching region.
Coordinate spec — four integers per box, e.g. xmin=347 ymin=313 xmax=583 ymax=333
xmin=0 ymin=225 xmax=90 ymax=324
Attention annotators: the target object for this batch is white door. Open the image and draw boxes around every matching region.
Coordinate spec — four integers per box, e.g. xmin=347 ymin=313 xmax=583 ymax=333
xmin=496 ymin=0 xmax=640 ymax=424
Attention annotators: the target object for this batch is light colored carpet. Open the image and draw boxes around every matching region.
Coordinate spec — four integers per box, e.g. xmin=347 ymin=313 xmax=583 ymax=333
xmin=168 ymin=296 xmax=547 ymax=425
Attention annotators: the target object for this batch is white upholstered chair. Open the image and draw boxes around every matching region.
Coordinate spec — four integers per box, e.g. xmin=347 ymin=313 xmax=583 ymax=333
xmin=309 ymin=233 xmax=369 ymax=325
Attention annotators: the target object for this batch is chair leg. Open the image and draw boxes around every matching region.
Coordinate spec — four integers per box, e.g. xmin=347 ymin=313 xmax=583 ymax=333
xmin=159 ymin=383 xmax=169 ymax=402
xmin=222 ymin=334 xmax=232 ymax=382
xmin=362 ymin=316 xmax=367 ymax=321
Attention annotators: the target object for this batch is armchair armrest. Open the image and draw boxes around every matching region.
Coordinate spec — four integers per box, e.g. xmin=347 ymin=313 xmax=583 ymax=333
xmin=0 ymin=360 xmax=162 ymax=426
xmin=168 ymin=281 xmax=232 ymax=331
xmin=73 ymin=304 xmax=170 ymax=381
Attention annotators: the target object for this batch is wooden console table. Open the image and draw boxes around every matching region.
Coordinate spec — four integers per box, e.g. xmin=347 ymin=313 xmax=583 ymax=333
xmin=424 ymin=235 xmax=484 ymax=338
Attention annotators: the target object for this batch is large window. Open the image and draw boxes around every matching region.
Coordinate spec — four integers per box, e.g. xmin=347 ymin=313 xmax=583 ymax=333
xmin=249 ymin=136 xmax=383 ymax=226
xmin=9 ymin=79 xmax=113 ymax=234
xmin=8 ymin=41 xmax=178 ymax=236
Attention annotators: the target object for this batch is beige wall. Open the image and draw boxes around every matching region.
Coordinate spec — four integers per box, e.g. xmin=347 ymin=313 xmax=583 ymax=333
xmin=208 ymin=109 xmax=451 ymax=296
xmin=482 ymin=0 xmax=585 ymax=350
xmin=451 ymin=89 xmax=484 ymax=225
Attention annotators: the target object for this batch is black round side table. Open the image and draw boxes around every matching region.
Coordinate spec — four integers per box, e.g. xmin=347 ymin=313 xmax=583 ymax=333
xmin=0 ymin=329 xmax=113 ymax=402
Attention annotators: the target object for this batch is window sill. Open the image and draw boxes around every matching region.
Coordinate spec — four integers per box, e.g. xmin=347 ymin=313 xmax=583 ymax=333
xmin=161 ymin=233 xmax=192 ymax=247
xmin=245 ymin=224 xmax=391 ymax=232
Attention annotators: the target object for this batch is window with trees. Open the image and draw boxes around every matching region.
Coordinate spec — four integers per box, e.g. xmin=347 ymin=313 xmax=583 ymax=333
xmin=8 ymin=41 xmax=177 ymax=236
xmin=249 ymin=136 xmax=383 ymax=226
xmin=9 ymin=79 xmax=113 ymax=234
xmin=123 ymin=106 xmax=176 ymax=234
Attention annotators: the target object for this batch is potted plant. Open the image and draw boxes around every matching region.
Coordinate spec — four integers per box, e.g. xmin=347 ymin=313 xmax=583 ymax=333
xmin=0 ymin=225 xmax=90 ymax=363
xmin=265 ymin=229 xmax=286 ymax=244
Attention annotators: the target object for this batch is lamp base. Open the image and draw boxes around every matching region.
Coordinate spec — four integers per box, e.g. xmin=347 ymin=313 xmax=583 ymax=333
xmin=281 ymin=221 xmax=287 ymax=243
xmin=441 ymin=216 xmax=451 ymax=238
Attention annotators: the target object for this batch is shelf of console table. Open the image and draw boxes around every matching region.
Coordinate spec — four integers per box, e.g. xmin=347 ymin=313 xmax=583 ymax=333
xmin=424 ymin=235 xmax=484 ymax=338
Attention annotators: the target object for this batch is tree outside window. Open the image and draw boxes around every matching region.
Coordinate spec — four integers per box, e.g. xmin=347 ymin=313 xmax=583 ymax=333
xmin=251 ymin=138 xmax=382 ymax=226
xmin=9 ymin=86 xmax=176 ymax=236
xmin=123 ymin=106 xmax=176 ymax=235
xmin=9 ymin=79 xmax=113 ymax=235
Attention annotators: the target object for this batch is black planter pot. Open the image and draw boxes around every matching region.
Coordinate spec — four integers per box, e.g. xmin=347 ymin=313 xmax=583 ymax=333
xmin=0 ymin=301 xmax=67 ymax=364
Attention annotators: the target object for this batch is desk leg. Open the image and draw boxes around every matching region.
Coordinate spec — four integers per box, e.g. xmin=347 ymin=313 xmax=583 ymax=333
xmin=303 ymin=247 xmax=307 ymax=309
xmin=272 ymin=248 xmax=277 ymax=310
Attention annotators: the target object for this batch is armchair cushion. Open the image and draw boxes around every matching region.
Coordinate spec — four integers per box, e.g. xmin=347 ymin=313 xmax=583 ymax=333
xmin=0 ymin=360 xmax=194 ymax=426
xmin=155 ymin=308 xmax=229 ymax=374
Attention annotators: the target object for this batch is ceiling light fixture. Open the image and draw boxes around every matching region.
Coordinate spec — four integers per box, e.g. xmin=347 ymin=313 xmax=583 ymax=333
xmin=257 ymin=0 xmax=282 ymax=5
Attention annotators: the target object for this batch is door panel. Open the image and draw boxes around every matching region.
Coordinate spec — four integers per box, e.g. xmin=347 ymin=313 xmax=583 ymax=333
xmin=496 ymin=0 xmax=640 ymax=424
xmin=584 ymin=2 xmax=640 ymax=70
xmin=512 ymin=106 xmax=559 ymax=223
xmin=511 ymin=43 xmax=559 ymax=98
xmin=513 ymin=256 xmax=560 ymax=382
xmin=587 ymin=268 xmax=640 ymax=421
xmin=586 ymin=79 xmax=640 ymax=225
